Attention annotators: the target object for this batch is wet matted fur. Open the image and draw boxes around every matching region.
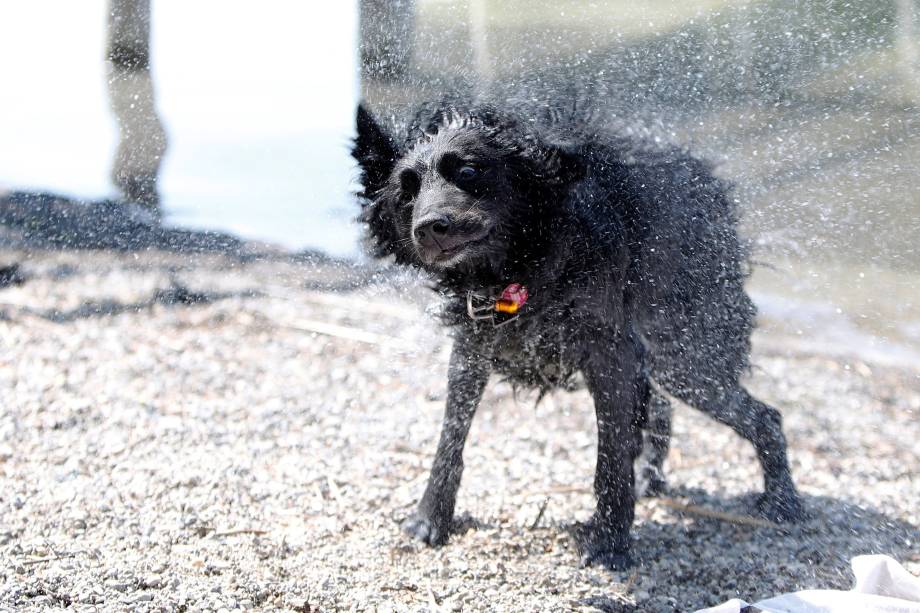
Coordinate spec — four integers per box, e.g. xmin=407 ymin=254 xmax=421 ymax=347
xmin=352 ymin=93 xmax=804 ymax=569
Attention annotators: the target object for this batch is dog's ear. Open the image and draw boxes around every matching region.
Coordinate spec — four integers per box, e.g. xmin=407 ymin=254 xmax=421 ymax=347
xmin=352 ymin=103 xmax=398 ymax=197
xmin=523 ymin=142 xmax=585 ymax=191
xmin=353 ymin=104 xmax=402 ymax=258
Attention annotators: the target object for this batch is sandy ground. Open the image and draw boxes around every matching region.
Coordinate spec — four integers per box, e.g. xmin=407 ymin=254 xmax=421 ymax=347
xmin=1 ymin=247 xmax=918 ymax=612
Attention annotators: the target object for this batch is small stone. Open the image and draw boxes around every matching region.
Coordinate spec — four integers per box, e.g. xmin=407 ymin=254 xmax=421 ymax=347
xmin=69 ymin=518 xmax=87 ymax=531
xmin=105 ymin=580 xmax=131 ymax=592
xmin=126 ymin=593 xmax=154 ymax=604
xmin=141 ymin=574 xmax=163 ymax=588
xmin=289 ymin=597 xmax=311 ymax=612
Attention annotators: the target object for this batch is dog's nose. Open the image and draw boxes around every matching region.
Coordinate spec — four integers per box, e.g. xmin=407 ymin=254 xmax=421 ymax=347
xmin=413 ymin=216 xmax=453 ymax=247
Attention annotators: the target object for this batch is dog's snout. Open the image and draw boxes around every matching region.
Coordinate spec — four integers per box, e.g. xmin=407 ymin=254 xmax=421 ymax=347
xmin=414 ymin=216 xmax=453 ymax=246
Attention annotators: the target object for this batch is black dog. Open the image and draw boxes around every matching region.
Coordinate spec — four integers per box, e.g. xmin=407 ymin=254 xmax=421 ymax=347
xmin=352 ymin=95 xmax=804 ymax=569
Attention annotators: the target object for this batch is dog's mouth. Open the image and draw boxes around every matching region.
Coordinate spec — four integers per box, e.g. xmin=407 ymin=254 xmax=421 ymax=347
xmin=436 ymin=235 xmax=486 ymax=259
xmin=422 ymin=229 xmax=493 ymax=267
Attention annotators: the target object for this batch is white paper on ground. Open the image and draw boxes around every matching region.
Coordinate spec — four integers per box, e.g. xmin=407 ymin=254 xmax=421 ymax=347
xmin=695 ymin=555 xmax=920 ymax=613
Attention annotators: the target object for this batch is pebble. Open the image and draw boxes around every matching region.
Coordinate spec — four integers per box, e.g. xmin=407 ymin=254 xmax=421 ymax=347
xmin=125 ymin=593 xmax=154 ymax=604
xmin=105 ymin=581 xmax=131 ymax=593
xmin=141 ymin=574 xmax=163 ymax=589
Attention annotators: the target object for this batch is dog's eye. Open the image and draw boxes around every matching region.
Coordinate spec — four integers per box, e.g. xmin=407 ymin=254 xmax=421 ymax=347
xmin=457 ymin=165 xmax=479 ymax=180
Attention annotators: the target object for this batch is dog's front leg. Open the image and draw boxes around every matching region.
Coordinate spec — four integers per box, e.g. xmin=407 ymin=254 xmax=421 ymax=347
xmin=578 ymin=334 xmax=644 ymax=570
xmin=402 ymin=336 xmax=490 ymax=546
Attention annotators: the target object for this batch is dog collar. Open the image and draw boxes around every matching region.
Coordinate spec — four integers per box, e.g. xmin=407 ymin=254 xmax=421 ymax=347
xmin=466 ymin=283 xmax=529 ymax=327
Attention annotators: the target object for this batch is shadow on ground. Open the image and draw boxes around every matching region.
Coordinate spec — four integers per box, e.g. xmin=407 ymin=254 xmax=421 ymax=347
xmin=571 ymin=489 xmax=919 ymax=610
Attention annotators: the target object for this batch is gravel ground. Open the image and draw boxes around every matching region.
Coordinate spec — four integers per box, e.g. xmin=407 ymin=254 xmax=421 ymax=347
xmin=1 ymin=247 xmax=918 ymax=612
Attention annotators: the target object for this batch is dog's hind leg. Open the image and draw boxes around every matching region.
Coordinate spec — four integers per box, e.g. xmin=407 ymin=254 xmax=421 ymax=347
xmin=402 ymin=336 xmax=490 ymax=546
xmin=664 ymin=378 xmax=805 ymax=523
xmin=649 ymin=281 xmax=805 ymax=521
xmin=635 ymin=385 xmax=672 ymax=497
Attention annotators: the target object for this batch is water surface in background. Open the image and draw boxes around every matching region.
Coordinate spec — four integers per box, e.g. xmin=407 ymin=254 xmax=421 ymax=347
xmin=0 ymin=1 xmax=360 ymax=256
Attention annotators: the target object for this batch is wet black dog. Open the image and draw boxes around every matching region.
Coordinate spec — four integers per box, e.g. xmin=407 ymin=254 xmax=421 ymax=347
xmin=352 ymin=95 xmax=804 ymax=569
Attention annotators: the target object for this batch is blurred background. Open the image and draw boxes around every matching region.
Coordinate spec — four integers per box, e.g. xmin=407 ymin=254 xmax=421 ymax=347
xmin=0 ymin=1 xmax=359 ymax=256
xmin=0 ymin=0 xmax=918 ymax=362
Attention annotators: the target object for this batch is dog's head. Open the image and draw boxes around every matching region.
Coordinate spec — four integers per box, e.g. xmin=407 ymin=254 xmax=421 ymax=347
xmin=352 ymin=103 xmax=583 ymax=276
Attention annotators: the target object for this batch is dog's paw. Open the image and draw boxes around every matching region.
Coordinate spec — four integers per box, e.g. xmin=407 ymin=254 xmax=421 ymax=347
xmin=756 ymin=491 xmax=807 ymax=523
xmin=573 ymin=521 xmax=635 ymax=571
xmin=581 ymin=547 xmax=634 ymax=571
xmin=401 ymin=513 xmax=450 ymax=546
